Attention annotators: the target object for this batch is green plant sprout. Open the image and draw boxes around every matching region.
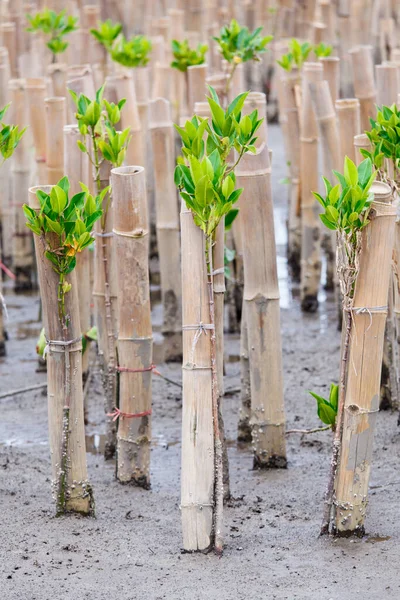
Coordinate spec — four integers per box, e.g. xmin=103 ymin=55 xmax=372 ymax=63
xmin=309 ymin=383 xmax=338 ymax=428
xmin=174 ymin=86 xmax=263 ymax=554
xmin=276 ymin=39 xmax=312 ymax=71
xmin=109 ymin=34 xmax=152 ymax=68
xmin=90 ymin=19 xmax=122 ymax=50
xmin=214 ymin=20 xmax=273 ymax=100
xmin=26 ymin=8 xmax=78 ymax=62
xmin=23 ymin=178 xmax=105 ymax=328
xmin=314 ymin=155 xmax=376 ymax=535
xmin=362 ymin=104 xmax=400 ymax=187
xmin=0 ymin=104 xmax=26 ymax=162
xmin=170 ymin=39 xmax=208 ymax=72
xmin=313 ymin=42 xmax=333 ymax=58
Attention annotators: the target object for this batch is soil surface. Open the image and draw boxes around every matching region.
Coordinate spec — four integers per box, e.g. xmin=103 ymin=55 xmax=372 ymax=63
xmin=1 ymin=125 xmax=400 ymax=600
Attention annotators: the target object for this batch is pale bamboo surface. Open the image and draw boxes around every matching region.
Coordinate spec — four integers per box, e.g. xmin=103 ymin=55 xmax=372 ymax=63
xmin=376 ymin=63 xmax=399 ymax=106
xmin=180 ymin=197 xmax=214 ymax=551
xmin=354 ymin=133 xmax=372 ymax=166
xmin=28 ymin=185 xmax=92 ymax=515
xmin=335 ymin=99 xmax=361 ymax=164
xmin=187 ymin=63 xmax=208 ymax=112
xmin=26 ymin=77 xmax=48 ymax=183
xmin=44 ymin=97 xmax=66 ymax=184
xmin=349 ymin=45 xmax=377 ymax=131
xmin=111 ymin=166 xmax=152 ymax=487
xmin=334 ymin=183 xmax=396 ymax=535
xmin=149 ymin=98 xmax=182 ymax=360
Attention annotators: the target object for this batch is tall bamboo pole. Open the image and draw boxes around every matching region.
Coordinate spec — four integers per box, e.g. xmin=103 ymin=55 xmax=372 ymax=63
xmin=26 ymin=78 xmax=48 ymax=183
xmin=180 ymin=193 xmax=215 ymax=551
xmin=236 ymin=92 xmax=287 ymax=469
xmin=28 ymin=185 xmax=94 ymax=515
xmin=334 ymin=182 xmax=396 ymax=536
xmin=0 ymin=47 xmax=12 ymax=265
xmin=111 ymin=166 xmax=152 ymax=487
xmin=45 ymin=97 xmax=66 ymax=184
xmin=349 ymin=46 xmax=377 ymax=131
xmin=300 ymin=62 xmax=323 ymax=312
xmin=9 ymin=78 xmax=33 ymax=292
xmin=320 ymin=56 xmax=340 ymax=105
xmin=376 ymin=63 xmax=399 ymax=106
xmin=149 ymin=98 xmax=182 ymax=361
xmin=335 ymin=99 xmax=361 ymax=164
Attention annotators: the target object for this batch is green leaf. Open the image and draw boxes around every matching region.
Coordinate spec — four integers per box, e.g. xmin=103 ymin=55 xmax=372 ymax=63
xmin=320 ymin=213 xmax=337 ymax=231
xmin=224 ymin=208 xmax=239 ymax=230
xmin=343 ymin=155 xmax=358 ymax=186
xmin=329 ymin=384 xmax=338 ymax=412
xmin=49 ymin=185 xmax=67 ymax=214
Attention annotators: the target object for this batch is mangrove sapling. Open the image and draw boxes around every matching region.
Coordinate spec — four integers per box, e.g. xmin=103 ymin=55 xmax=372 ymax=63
xmin=24 ymin=177 xmax=103 ymax=515
xmin=109 ymin=34 xmax=152 ymax=69
xmin=26 ymin=8 xmax=78 ymax=63
xmin=213 ymin=19 xmax=273 ymax=104
xmin=175 ymin=86 xmax=262 ymax=554
xmin=89 ymin=19 xmax=123 ymax=52
xmin=313 ymin=155 xmax=376 ymax=535
xmin=287 ymin=384 xmax=339 ymax=435
xmin=70 ymin=85 xmax=131 ymax=459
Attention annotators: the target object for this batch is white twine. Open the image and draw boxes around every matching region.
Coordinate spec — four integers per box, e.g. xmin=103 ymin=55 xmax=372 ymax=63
xmin=182 ymin=322 xmax=214 ymax=364
xmin=94 ymin=231 xmax=113 ymax=238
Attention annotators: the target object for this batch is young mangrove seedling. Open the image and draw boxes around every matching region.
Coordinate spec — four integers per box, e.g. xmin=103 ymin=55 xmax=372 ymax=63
xmin=313 ymin=155 xmax=376 ymax=535
xmin=214 ymin=19 xmax=273 ymax=101
xmin=276 ymin=39 xmax=312 ymax=71
xmin=362 ymin=104 xmax=400 ymax=189
xmin=174 ymin=86 xmax=263 ymax=554
xmin=26 ymin=8 xmax=78 ymax=62
xmin=314 ymin=43 xmax=333 ymax=58
xmin=109 ymin=34 xmax=152 ymax=68
xmin=90 ymin=19 xmax=123 ymax=51
xmin=171 ymin=39 xmax=208 ymax=72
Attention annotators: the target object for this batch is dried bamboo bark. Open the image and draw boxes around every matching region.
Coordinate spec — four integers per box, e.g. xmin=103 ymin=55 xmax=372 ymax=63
xmin=9 ymin=78 xmax=33 ymax=292
xmin=29 ymin=185 xmax=93 ymax=516
xmin=45 ymin=97 xmax=66 ymax=184
xmin=64 ymin=125 xmax=91 ymax=379
xmin=236 ymin=99 xmax=287 ymax=469
xmin=181 ymin=197 xmax=215 ymax=552
xmin=376 ymin=63 xmax=399 ymax=106
xmin=349 ymin=46 xmax=377 ymax=131
xmin=111 ymin=166 xmax=152 ymax=488
xmin=334 ymin=183 xmax=396 ymax=536
xmin=335 ymin=99 xmax=361 ymax=164
xmin=300 ymin=62 xmax=323 ymax=312
xmin=149 ymin=98 xmax=182 ymax=361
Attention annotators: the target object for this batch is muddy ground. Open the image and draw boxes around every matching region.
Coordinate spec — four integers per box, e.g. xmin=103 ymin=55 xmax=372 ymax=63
xmin=1 ymin=125 xmax=400 ymax=600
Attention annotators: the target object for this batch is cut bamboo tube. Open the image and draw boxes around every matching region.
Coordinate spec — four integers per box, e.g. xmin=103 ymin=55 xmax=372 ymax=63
xmin=9 ymin=78 xmax=33 ymax=292
xmin=111 ymin=166 xmax=152 ymax=488
xmin=92 ymin=160 xmax=118 ymax=460
xmin=320 ymin=56 xmax=340 ymax=105
xmin=1 ymin=22 xmax=17 ymax=77
xmin=236 ymin=93 xmax=287 ymax=469
xmin=45 ymin=97 xmax=66 ymax=184
xmin=26 ymin=78 xmax=48 ymax=183
xmin=28 ymin=185 xmax=93 ymax=516
xmin=187 ymin=63 xmax=208 ymax=112
xmin=47 ymin=63 xmax=67 ymax=98
xmin=334 ymin=182 xmax=396 ymax=536
xmin=300 ymin=62 xmax=323 ymax=312
xmin=349 ymin=46 xmax=377 ymax=131
xmin=180 ymin=194 xmax=214 ymax=552
xmin=149 ymin=98 xmax=182 ymax=361
xmin=335 ymin=99 xmax=361 ymax=164
xmin=64 ymin=124 xmax=91 ymax=379
xmin=376 ymin=63 xmax=399 ymax=106
xmin=0 ymin=47 xmax=12 ymax=265
xmin=66 ymin=65 xmax=96 ymax=122
xmin=353 ymin=133 xmax=372 ymax=166
xmin=152 ymin=63 xmax=172 ymax=102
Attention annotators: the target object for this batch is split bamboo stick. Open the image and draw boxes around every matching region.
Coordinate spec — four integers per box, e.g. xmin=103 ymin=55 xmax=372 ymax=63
xmin=111 ymin=166 xmax=152 ymax=488
xmin=236 ymin=92 xmax=287 ymax=469
xmin=149 ymin=98 xmax=182 ymax=361
xmin=349 ymin=46 xmax=377 ymax=131
xmin=45 ymin=97 xmax=66 ymax=184
xmin=29 ymin=185 xmax=93 ymax=516
xmin=334 ymin=182 xmax=396 ymax=536
xmin=300 ymin=62 xmax=323 ymax=312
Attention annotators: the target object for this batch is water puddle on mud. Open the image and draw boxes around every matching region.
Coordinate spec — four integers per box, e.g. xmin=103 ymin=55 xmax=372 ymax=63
xmin=365 ymin=535 xmax=392 ymax=544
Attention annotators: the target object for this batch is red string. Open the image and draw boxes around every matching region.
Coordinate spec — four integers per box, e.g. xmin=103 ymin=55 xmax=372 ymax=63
xmin=116 ymin=364 xmax=161 ymax=376
xmin=107 ymin=407 xmax=152 ymax=422
xmin=0 ymin=261 xmax=16 ymax=280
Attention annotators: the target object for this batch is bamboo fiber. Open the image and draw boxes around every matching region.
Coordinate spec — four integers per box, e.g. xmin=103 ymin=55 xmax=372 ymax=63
xmin=45 ymin=97 xmax=66 ymax=184
xmin=64 ymin=125 xmax=91 ymax=378
xmin=335 ymin=99 xmax=361 ymax=164
xmin=376 ymin=63 xmax=399 ymax=106
xmin=28 ymin=185 xmax=93 ymax=516
xmin=349 ymin=46 xmax=377 ymax=131
xmin=149 ymin=98 xmax=182 ymax=361
xmin=180 ymin=196 xmax=214 ymax=551
xmin=334 ymin=183 xmax=396 ymax=535
xmin=300 ymin=62 xmax=323 ymax=312
xmin=9 ymin=78 xmax=33 ymax=292
xmin=111 ymin=166 xmax=152 ymax=487
xmin=236 ymin=93 xmax=287 ymax=469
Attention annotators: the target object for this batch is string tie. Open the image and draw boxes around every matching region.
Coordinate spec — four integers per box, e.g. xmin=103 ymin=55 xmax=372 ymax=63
xmin=107 ymin=407 xmax=152 ymax=422
xmin=115 ymin=363 xmax=161 ymax=376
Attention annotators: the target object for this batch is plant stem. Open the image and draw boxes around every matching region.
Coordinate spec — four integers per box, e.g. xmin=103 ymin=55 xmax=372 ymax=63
xmin=223 ymin=63 xmax=237 ymax=107
xmin=286 ymin=425 xmax=331 ymax=435
xmin=206 ymin=232 xmax=224 ymax=555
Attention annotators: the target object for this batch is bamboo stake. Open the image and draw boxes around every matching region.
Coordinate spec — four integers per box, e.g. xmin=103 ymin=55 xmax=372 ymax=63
xmin=0 ymin=47 xmax=12 ymax=265
xmin=47 ymin=63 xmax=67 ymax=98
xmin=149 ymin=98 xmax=182 ymax=361
xmin=236 ymin=92 xmax=287 ymax=469
xmin=349 ymin=46 xmax=377 ymax=131
xmin=44 ymin=97 xmax=66 ymax=184
xmin=9 ymin=78 xmax=33 ymax=292
xmin=335 ymin=99 xmax=361 ymax=164
xmin=180 ymin=196 xmax=215 ymax=552
xmin=187 ymin=63 xmax=208 ymax=112
xmin=111 ymin=166 xmax=152 ymax=487
xmin=28 ymin=185 xmax=94 ymax=516
xmin=354 ymin=134 xmax=372 ymax=166
xmin=300 ymin=62 xmax=323 ymax=312
xmin=26 ymin=78 xmax=48 ymax=183
xmin=64 ymin=124 xmax=91 ymax=379
xmin=320 ymin=56 xmax=340 ymax=105
xmin=376 ymin=63 xmax=399 ymax=106
xmin=334 ymin=183 xmax=396 ymax=536
xmin=1 ymin=21 xmax=17 ymax=77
